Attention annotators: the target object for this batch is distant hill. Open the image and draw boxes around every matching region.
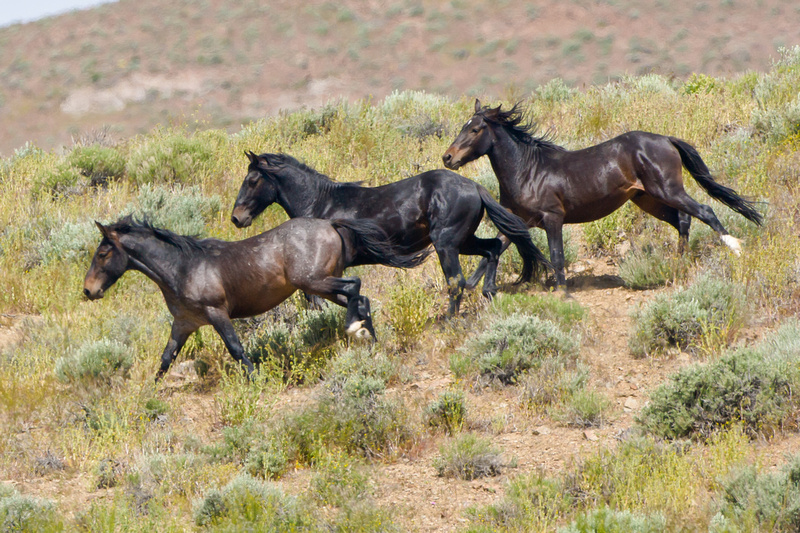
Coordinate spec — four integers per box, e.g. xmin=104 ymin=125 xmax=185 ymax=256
xmin=0 ymin=0 xmax=797 ymax=155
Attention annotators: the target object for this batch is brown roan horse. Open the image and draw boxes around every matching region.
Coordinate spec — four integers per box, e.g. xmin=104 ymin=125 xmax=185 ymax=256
xmin=84 ymin=216 xmax=427 ymax=380
xmin=443 ymin=100 xmax=763 ymax=289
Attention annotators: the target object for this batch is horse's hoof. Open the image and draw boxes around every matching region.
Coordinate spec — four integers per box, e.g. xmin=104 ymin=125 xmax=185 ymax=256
xmin=346 ymin=320 xmax=374 ymax=342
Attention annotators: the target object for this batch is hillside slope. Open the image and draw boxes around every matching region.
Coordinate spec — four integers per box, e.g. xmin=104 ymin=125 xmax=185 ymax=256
xmin=0 ymin=0 xmax=799 ymax=155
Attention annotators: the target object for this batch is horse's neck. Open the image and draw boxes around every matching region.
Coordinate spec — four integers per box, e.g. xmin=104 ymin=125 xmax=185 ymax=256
xmin=276 ymin=171 xmax=323 ymax=218
xmin=120 ymin=235 xmax=183 ymax=293
xmin=488 ymin=130 xmax=535 ymax=199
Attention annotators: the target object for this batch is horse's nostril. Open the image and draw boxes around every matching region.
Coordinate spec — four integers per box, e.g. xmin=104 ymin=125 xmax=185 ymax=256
xmin=83 ymin=288 xmax=91 ymax=298
xmin=231 ymin=214 xmax=239 ymax=226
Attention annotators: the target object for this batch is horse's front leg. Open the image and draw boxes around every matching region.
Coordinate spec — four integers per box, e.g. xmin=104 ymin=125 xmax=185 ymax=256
xmin=543 ymin=220 xmax=567 ymax=291
xmin=206 ymin=307 xmax=255 ymax=377
xmin=435 ymin=247 xmax=465 ymax=316
xmin=155 ymin=321 xmax=196 ymax=381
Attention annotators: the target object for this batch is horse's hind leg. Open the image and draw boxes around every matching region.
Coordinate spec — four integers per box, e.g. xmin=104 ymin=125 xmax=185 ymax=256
xmin=302 ymin=276 xmax=376 ymax=340
xmin=466 ymin=234 xmax=512 ymax=290
xmin=631 ymin=193 xmax=692 ymax=253
xmin=460 ymin=234 xmax=504 ymax=299
xmin=648 ymin=187 xmax=740 ymax=254
xmin=345 ymin=295 xmax=375 ymax=340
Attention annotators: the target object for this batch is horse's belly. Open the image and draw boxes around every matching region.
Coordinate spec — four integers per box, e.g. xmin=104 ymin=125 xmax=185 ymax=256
xmin=227 ymin=285 xmax=296 ymax=319
xmin=562 ymin=194 xmax=633 ymax=224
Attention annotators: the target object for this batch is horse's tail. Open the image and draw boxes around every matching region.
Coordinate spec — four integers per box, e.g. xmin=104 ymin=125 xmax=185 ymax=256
xmin=331 ymin=219 xmax=431 ymax=269
xmin=478 ymin=187 xmax=551 ymax=284
xmin=669 ymin=137 xmax=763 ymax=226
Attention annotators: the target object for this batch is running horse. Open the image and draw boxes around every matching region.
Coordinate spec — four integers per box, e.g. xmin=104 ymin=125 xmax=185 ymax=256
xmin=443 ymin=100 xmax=763 ymax=290
xmin=83 ymin=216 xmax=427 ymax=380
xmin=230 ymin=152 xmax=551 ymax=316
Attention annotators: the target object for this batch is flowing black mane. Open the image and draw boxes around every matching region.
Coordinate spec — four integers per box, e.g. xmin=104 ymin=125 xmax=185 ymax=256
xmin=109 ymin=216 xmax=205 ymax=253
xmin=259 ymin=153 xmax=364 ymax=189
xmin=479 ymin=103 xmax=565 ymax=152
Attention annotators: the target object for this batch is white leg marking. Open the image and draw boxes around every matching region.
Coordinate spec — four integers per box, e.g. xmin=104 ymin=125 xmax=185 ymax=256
xmin=721 ymin=235 xmax=742 ymax=256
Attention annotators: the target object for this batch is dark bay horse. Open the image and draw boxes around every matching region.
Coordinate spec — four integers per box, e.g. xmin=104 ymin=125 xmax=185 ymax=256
xmin=84 ymin=216 xmax=427 ymax=380
xmin=230 ymin=152 xmax=551 ymax=316
xmin=443 ymin=100 xmax=763 ymax=289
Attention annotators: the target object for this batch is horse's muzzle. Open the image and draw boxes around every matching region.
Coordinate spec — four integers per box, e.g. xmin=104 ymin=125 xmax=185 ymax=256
xmin=230 ymin=210 xmax=252 ymax=228
xmin=83 ymin=287 xmax=104 ymax=300
xmin=442 ymin=151 xmax=461 ymax=170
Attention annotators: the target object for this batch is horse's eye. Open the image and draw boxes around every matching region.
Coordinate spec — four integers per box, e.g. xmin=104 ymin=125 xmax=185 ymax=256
xmin=471 ymin=127 xmax=480 ymax=133
xmin=97 ymin=250 xmax=109 ymax=259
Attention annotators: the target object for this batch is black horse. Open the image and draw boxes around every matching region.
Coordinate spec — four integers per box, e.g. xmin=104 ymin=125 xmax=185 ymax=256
xmin=443 ymin=100 xmax=763 ymax=289
xmin=230 ymin=152 xmax=551 ymax=315
xmin=84 ymin=216 xmax=427 ymax=380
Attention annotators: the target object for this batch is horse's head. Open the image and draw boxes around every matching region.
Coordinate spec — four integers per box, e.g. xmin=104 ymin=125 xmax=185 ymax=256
xmin=442 ymin=99 xmax=495 ymax=170
xmin=231 ymin=151 xmax=280 ymax=228
xmin=84 ymin=222 xmax=129 ymax=300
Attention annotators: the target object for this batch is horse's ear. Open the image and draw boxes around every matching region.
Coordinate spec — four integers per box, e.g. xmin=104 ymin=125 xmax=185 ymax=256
xmin=474 ymin=98 xmax=482 ymax=112
xmin=95 ymin=221 xmax=120 ymax=243
xmin=246 ymin=151 xmax=260 ymax=165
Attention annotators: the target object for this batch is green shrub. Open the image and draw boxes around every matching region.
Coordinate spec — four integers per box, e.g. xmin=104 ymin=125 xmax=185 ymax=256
xmin=520 ymin=359 xmax=588 ymax=410
xmin=35 ymin=163 xmax=83 ymax=197
xmin=712 ymin=455 xmax=800 ymax=532
xmin=434 ymin=432 xmax=505 ymax=480
xmin=639 ymin=323 xmax=800 ymax=439
xmin=40 ymin=220 xmax=97 ymax=266
xmin=559 ymin=507 xmax=667 ymax=533
xmin=629 ymin=275 xmax=747 ymax=357
xmin=535 ymin=78 xmax=576 ymax=103
xmin=192 ymin=474 xmax=314 ymax=529
xmin=126 ymin=129 xmax=222 ymax=185
xmin=490 ymin=292 xmax=586 ymax=327
xmin=564 ymin=437 xmax=702 ymax=520
xmin=682 ymin=73 xmax=721 ymax=95
xmin=243 ymin=304 xmax=345 ymax=384
xmin=557 ymin=388 xmax=611 ymax=428
xmin=467 ymin=472 xmax=570 ymax=531
xmin=67 ymin=145 xmax=126 ymax=186
xmin=309 ymin=450 xmax=370 ymax=507
xmin=462 ymin=313 xmax=580 ymax=385
xmin=277 ymin=351 xmax=412 ymax=462
xmin=214 ymin=368 xmax=272 ymax=427
xmin=244 ymin=437 xmax=289 ymax=480
xmin=329 ymin=500 xmax=400 ymax=532
xmin=125 ymin=184 xmax=222 ymax=236
xmin=619 ymin=244 xmax=689 ymax=290
xmin=0 ymin=486 xmax=62 ymax=532
xmin=424 ymin=390 xmax=466 ymax=434
xmin=54 ymin=338 xmax=133 ymax=384
xmin=383 ymin=272 xmax=434 ymax=349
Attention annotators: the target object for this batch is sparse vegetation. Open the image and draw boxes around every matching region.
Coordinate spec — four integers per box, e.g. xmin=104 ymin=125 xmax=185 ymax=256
xmin=434 ymin=432 xmax=506 ymax=480
xmin=628 ymin=274 xmax=748 ymax=357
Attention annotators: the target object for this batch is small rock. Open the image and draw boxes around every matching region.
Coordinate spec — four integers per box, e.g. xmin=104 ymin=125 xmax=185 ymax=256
xmin=532 ymin=425 xmax=551 ymax=435
xmin=624 ymin=397 xmax=639 ymax=411
xmin=584 ymin=430 xmax=599 ymax=441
